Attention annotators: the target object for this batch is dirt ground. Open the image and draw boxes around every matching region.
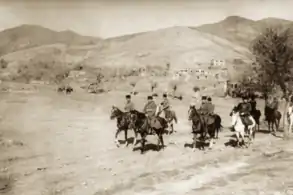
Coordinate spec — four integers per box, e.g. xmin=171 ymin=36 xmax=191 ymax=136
xmin=1 ymin=88 xmax=293 ymax=195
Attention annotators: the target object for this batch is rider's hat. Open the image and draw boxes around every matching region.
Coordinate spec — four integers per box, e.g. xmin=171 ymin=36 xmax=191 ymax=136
xmin=125 ymin=94 xmax=131 ymax=99
xmin=207 ymin=96 xmax=212 ymax=101
xmin=147 ymin=96 xmax=153 ymax=100
xmin=163 ymin=93 xmax=167 ymax=98
xmin=202 ymin=96 xmax=207 ymax=100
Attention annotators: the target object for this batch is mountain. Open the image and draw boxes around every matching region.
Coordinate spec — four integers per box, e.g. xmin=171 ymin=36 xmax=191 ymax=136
xmin=195 ymin=16 xmax=293 ymax=48
xmin=0 ymin=24 xmax=101 ymax=56
xmin=85 ymin=26 xmax=250 ymax=68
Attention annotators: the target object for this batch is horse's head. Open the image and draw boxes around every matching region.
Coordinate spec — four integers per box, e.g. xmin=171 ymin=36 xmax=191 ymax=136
xmin=110 ymin=106 xmax=122 ymax=120
xmin=229 ymin=106 xmax=238 ymax=117
xmin=188 ymin=105 xmax=198 ymax=121
xmin=230 ymin=110 xmax=239 ymax=127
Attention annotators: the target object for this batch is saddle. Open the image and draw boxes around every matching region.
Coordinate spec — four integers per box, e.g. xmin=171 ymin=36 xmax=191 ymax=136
xmin=240 ymin=114 xmax=253 ymax=126
xmin=149 ymin=117 xmax=166 ymax=129
xmin=201 ymin=114 xmax=215 ymax=125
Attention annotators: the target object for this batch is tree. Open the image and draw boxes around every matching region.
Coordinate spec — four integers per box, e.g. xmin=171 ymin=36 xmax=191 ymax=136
xmin=251 ymin=27 xmax=293 ymax=138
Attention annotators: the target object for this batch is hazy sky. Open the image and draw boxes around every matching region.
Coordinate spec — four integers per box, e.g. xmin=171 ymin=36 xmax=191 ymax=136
xmin=1 ymin=0 xmax=293 ymax=38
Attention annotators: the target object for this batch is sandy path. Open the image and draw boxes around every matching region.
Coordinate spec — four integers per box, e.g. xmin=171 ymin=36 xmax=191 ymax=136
xmin=0 ymin=91 xmax=292 ymax=195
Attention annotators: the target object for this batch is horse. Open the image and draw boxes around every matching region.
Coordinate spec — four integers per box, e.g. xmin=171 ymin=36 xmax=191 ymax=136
xmin=265 ymin=106 xmax=281 ymax=134
xmin=214 ymin=114 xmax=223 ymax=139
xmin=110 ymin=106 xmax=137 ymax=147
xmin=156 ymin=105 xmax=178 ymax=134
xmin=250 ymin=109 xmax=261 ymax=131
xmin=129 ymin=109 xmax=167 ymax=154
xmin=230 ymin=110 xmax=256 ymax=147
xmin=287 ymin=104 xmax=293 ymax=133
xmin=188 ymin=105 xmax=217 ymax=151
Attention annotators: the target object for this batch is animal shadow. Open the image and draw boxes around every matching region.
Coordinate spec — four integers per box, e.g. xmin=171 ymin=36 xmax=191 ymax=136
xmin=184 ymin=141 xmax=209 ymax=150
xmin=118 ymin=137 xmax=135 ymax=145
xmin=133 ymin=143 xmax=165 ymax=153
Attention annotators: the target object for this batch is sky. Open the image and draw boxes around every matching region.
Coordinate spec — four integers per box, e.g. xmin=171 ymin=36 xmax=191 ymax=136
xmin=0 ymin=0 xmax=293 ymax=38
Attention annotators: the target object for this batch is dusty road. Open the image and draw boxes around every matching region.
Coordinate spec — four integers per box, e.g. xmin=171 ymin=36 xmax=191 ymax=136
xmin=0 ymin=90 xmax=293 ymax=195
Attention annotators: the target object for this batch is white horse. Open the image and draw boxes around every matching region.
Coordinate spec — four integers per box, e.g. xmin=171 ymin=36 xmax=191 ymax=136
xmin=287 ymin=104 xmax=293 ymax=133
xmin=231 ymin=111 xmax=256 ymax=147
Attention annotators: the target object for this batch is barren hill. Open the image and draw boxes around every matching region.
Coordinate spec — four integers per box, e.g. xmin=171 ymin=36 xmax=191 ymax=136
xmin=195 ymin=16 xmax=293 ymax=48
xmin=0 ymin=24 xmax=101 ymax=57
xmin=85 ymin=26 xmax=250 ymax=69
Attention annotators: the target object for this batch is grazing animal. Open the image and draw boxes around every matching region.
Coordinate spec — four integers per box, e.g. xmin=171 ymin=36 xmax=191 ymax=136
xmin=156 ymin=104 xmax=178 ymax=134
xmin=130 ymin=109 xmax=167 ymax=154
xmin=110 ymin=106 xmax=136 ymax=147
xmin=188 ymin=105 xmax=217 ymax=151
xmin=265 ymin=107 xmax=281 ymax=134
xmin=230 ymin=110 xmax=256 ymax=147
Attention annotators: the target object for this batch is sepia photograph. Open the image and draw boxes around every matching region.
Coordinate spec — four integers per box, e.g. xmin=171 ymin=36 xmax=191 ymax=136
xmin=1 ymin=0 xmax=293 ymax=194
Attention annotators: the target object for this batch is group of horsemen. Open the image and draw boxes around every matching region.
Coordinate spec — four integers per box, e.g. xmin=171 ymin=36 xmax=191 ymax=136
xmin=123 ymin=93 xmax=280 ymax=134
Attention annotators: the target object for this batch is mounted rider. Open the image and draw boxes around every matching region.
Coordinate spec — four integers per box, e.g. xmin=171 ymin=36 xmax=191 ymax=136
xmin=160 ymin=93 xmax=171 ymax=119
xmin=124 ymin=94 xmax=135 ymax=112
xmin=234 ymin=95 xmax=252 ymax=131
xmin=198 ymin=96 xmax=215 ymax=134
xmin=143 ymin=95 xmax=157 ymax=134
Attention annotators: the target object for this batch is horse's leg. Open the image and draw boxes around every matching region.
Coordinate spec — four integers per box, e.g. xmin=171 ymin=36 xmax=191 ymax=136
xmin=115 ymin=129 xmax=121 ymax=147
xmin=169 ymin=123 xmax=174 ymax=134
xmin=124 ymin=129 xmax=129 ymax=147
xmin=192 ymin=133 xmax=197 ymax=152
xmin=140 ymin=132 xmax=146 ymax=154
xmin=133 ymin=128 xmax=138 ymax=148
xmin=235 ymin=132 xmax=240 ymax=147
xmin=156 ymin=130 xmax=161 ymax=151
xmin=159 ymin=132 xmax=165 ymax=150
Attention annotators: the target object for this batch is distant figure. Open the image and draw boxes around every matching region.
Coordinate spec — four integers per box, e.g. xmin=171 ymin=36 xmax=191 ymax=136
xmin=249 ymin=95 xmax=257 ymax=112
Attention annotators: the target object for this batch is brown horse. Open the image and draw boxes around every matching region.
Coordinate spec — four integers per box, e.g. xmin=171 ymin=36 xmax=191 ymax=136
xmin=188 ymin=106 xmax=217 ymax=150
xmin=129 ymin=109 xmax=168 ymax=154
xmin=265 ymin=106 xmax=281 ymax=134
xmin=110 ymin=106 xmax=137 ymax=147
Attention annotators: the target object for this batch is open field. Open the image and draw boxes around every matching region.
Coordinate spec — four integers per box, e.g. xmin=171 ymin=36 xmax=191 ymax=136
xmin=0 ymin=87 xmax=293 ymax=195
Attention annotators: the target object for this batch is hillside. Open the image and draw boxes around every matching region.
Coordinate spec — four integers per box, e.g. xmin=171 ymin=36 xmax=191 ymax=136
xmin=195 ymin=16 xmax=293 ymax=48
xmin=86 ymin=26 xmax=250 ymax=68
xmin=0 ymin=24 xmax=101 ymax=56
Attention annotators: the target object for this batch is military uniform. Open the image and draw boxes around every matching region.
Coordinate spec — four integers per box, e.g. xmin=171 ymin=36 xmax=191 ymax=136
xmin=236 ymin=100 xmax=253 ymax=129
xmin=143 ymin=96 xmax=157 ymax=134
xmin=160 ymin=97 xmax=171 ymax=118
xmin=124 ymin=101 xmax=135 ymax=112
xmin=199 ymin=97 xmax=215 ymax=134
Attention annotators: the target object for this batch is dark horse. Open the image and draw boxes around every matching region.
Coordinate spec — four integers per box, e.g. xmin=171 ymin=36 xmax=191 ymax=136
xmin=214 ymin=114 xmax=223 ymax=139
xmin=110 ymin=106 xmax=137 ymax=147
xmin=265 ymin=107 xmax=281 ymax=134
xmin=130 ymin=110 xmax=168 ymax=154
xmin=250 ymin=109 xmax=261 ymax=131
xmin=188 ymin=105 xmax=218 ymax=150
